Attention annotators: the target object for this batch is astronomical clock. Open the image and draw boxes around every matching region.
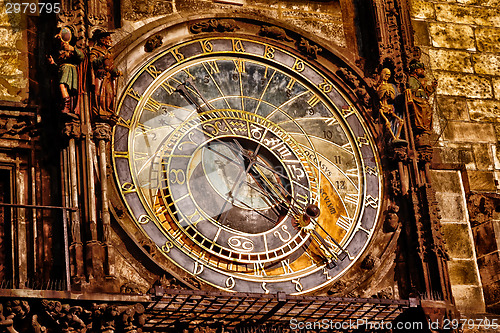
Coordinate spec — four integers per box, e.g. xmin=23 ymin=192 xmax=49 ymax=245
xmin=111 ymin=18 xmax=383 ymax=295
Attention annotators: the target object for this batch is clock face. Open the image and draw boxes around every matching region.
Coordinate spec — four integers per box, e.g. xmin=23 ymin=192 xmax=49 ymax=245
xmin=112 ymin=36 xmax=382 ymax=294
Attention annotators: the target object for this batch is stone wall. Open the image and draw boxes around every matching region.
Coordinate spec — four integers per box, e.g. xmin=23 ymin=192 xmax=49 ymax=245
xmin=411 ymin=0 xmax=500 ymax=313
xmin=0 ymin=0 xmax=28 ymax=103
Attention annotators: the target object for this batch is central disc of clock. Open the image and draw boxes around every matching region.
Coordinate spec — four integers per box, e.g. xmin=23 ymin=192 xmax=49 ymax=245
xmin=191 ymin=137 xmax=291 ymax=234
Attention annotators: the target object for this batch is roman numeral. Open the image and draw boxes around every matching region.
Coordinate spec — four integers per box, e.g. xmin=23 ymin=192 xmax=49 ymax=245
xmin=233 ymin=59 xmax=246 ymax=73
xmin=144 ymin=97 xmax=162 ymax=113
xmin=336 ymin=215 xmax=352 ymax=231
xmin=307 ymin=94 xmax=320 ymax=107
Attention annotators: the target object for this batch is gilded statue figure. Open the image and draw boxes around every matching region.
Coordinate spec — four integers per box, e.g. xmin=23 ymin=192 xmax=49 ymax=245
xmin=377 ymin=68 xmax=403 ymax=142
xmin=47 ymin=27 xmax=84 ymax=117
xmin=90 ymin=29 xmax=121 ymax=120
xmin=406 ymin=60 xmax=438 ymax=136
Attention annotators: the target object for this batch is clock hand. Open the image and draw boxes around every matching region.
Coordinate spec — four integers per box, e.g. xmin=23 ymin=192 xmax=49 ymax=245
xmin=185 ymin=78 xmax=216 ymax=110
xmin=176 ymin=82 xmax=204 ymax=113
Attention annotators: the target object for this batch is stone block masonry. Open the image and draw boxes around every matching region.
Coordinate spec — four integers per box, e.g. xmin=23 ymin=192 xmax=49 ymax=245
xmin=411 ymin=0 xmax=500 ymax=315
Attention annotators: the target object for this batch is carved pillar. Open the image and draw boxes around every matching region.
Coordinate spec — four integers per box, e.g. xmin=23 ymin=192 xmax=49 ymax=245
xmin=94 ymin=122 xmax=113 ymax=277
xmin=61 ymin=119 xmax=84 ymax=284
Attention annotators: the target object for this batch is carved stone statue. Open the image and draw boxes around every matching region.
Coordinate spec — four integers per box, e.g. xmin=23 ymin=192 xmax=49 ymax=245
xmin=90 ymin=29 xmax=121 ymax=120
xmin=406 ymin=60 xmax=438 ymax=141
xmin=48 ymin=27 xmax=84 ymax=117
xmin=377 ymin=68 xmax=405 ymax=143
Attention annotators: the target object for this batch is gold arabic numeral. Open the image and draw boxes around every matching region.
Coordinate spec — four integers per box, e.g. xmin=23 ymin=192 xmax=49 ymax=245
xmin=344 ymin=193 xmax=359 ymax=205
xmin=126 ymin=88 xmax=141 ymax=101
xmin=145 ymin=65 xmax=162 ymax=79
xmin=170 ymin=169 xmax=186 ymax=185
xmin=200 ymin=39 xmax=214 ymax=53
xmin=205 ymin=60 xmax=220 ymax=74
xmin=342 ymin=105 xmax=355 ymax=116
xmin=253 ymin=261 xmax=267 ymax=276
xmin=336 ymin=215 xmax=352 ymax=231
xmin=121 ymin=182 xmax=136 ymax=194
xmin=171 ymin=48 xmax=185 ymax=62
xmin=357 ymin=135 xmax=370 ymax=148
xmin=233 ymin=59 xmax=246 ymax=73
xmin=144 ymin=97 xmax=162 ymax=113
xmin=138 ymin=214 xmax=153 ymax=224
xmin=161 ymin=80 xmax=176 ymax=95
xmin=193 ymin=262 xmax=204 ymax=276
xmin=232 ymin=39 xmax=245 ymax=52
xmin=318 ymin=79 xmax=333 ymax=94
xmin=307 ymin=94 xmax=321 ymax=108
xmin=293 ymin=279 xmax=303 ymax=292
xmin=261 ymin=282 xmax=270 ymax=294
xmin=116 ymin=117 xmax=131 ymax=129
xmin=325 ymin=117 xmax=338 ymax=126
xmin=281 ymin=259 xmax=294 ymax=274
xmin=225 ymin=277 xmax=235 ymax=289
xmin=335 ymin=180 xmax=346 ymax=190
xmin=292 ymin=58 xmax=305 ymax=72
xmin=264 ymin=45 xmax=275 ymax=59
xmin=113 ymin=151 xmax=129 ymax=159
xmin=365 ymin=195 xmax=379 ymax=209
xmin=365 ymin=165 xmax=378 ymax=176
xmin=161 ymin=241 xmax=174 ymax=253
xmin=185 ymin=210 xmax=204 ymax=228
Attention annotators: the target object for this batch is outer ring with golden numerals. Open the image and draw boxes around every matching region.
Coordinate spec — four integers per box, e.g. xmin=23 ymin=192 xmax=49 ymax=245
xmin=112 ymin=36 xmax=382 ymax=294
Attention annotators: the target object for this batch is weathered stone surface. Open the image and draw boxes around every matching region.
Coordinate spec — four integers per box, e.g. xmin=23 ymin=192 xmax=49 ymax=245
xmin=429 ymin=23 xmax=475 ymax=50
xmin=468 ymin=99 xmax=500 ymax=122
xmin=473 ymin=222 xmax=498 ymax=257
xmin=435 ymin=72 xmax=492 ymax=99
xmin=476 ymin=27 xmax=500 ymax=53
xmin=436 ymin=143 xmax=474 ymax=168
xmin=473 ymin=53 xmax=500 ymax=76
xmin=411 ymin=1 xmax=435 ymax=20
xmin=448 ymin=260 xmax=481 ymax=285
xmin=467 ymin=170 xmax=497 ymax=191
xmin=412 ymin=20 xmax=431 ymax=47
xmin=482 ymin=281 xmax=500 ymax=307
xmin=435 ymin=3 xmax=500 ymax=28
xmin=443 ymin=122 xmax=496 ymax=143
xmin=442 ymin=223 xmax=474 ymax=258
xmin=457 ymin=0 xmax=500 ymax=8
xmin=451 ymin=285 xmax=486 ymax=314
xmin=430 ymin=170 xmax=463 ymax=193
xmin=436 ymin=96 xmax=470 ymax=121
xmin=429 ymin=49 xmax=473 ymax=73
xmin=477 ymin=252 xmax=500 ymax=284
xmin=473 ymin=143 xmax=494 ymax=170
xmin=122 ymin=0 xmax=174 ymax=21
xmin=494 ymin=78 xmax=500 ymax=99
xmin=436 ymin=193 xmax=467 ymax=222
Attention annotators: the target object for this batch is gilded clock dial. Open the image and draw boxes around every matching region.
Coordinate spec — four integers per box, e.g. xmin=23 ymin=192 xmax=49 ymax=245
xmin=113 ymin=37 xmax=382 ymax=294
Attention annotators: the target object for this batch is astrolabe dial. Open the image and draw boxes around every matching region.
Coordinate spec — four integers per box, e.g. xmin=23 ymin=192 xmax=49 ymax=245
xmin=112 ymin=36 xmax=382 ymax=294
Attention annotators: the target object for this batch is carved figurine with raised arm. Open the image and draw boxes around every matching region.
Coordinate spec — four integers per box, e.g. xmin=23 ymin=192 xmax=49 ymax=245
xmin=47 ymin=27 xmax=84 ymax=117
